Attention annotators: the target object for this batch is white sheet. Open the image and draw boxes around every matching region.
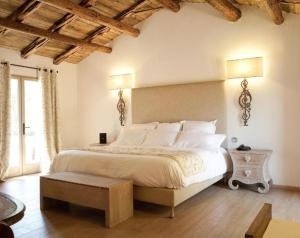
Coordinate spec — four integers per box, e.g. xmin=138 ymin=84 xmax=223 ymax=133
xmin=51 ymin=147 xmax=230 ymax=189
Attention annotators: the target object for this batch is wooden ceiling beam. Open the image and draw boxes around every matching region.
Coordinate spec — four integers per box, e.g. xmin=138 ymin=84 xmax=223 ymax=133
xmin=37 ymin=0 xmax=140 ymax=37
xmin=0 ymin=0 xmax=41 ymax=35
xmin=206 ymin=0 xmax=241 ymax=22
xmin=53 ymin=0 xmax=148 ymax=65
xmin=263 ymin=0 xmax=284 ymax=24
xmin=0 ymin=17 xmax=112 ymax=54
xmin=21 ymin=0 xmax=96 ymax=58
xmin=157 ymin=0 xmax=180 ymax=12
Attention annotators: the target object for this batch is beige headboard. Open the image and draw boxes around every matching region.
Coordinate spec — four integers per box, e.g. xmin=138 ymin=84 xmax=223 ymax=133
xmin=132 ymin=81 xmax=226 ymax=133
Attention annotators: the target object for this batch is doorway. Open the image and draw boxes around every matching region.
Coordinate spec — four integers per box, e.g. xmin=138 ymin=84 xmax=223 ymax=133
xmin=8 ymin=75 xmax=43 ymax=177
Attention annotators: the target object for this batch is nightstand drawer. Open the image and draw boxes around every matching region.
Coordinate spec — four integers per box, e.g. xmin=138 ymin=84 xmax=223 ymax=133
xmin=232 ymin=153 xmax=265 ymax=166
xmin=235 ymin=167 xmax=260 ymax=181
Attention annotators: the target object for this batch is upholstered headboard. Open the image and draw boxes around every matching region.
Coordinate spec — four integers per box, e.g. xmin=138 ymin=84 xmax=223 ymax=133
xmin=131 ymin=81 xmax=226 ymax=133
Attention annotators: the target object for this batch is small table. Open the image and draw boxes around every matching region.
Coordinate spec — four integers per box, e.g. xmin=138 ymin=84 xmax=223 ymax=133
xmin=228 ymin=149 xmax=272 ymax=193
xmin=40 ymin=172 xmax=133 ymax=228
xmin=0 ymin=192 xmax=25 ymax=225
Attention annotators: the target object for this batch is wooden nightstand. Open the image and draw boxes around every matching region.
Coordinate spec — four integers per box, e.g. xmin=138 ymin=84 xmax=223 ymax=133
xmin=228 ymin=149 xmax=272 ymax=193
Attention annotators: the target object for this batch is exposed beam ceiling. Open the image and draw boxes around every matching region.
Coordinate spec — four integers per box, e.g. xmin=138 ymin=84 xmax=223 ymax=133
xmin=0 ymin=0 xmax=298 ymax=64
xmin=206 ymin=0 xmax=241 ymax=22
xmin=21 ymin=0 xmax=96 ymax=58
xmin=37 ymin=0 xmax=140 ymax=37
xmin=53 ymin=0 xmax=148 ymax=64
xmin=0 ymin=17 xmax=112 ymax=53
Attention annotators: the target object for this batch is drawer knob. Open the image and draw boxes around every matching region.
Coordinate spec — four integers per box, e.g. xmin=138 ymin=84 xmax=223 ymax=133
xmin=244 ymin=170 xmax=252 ymax=177
xmin=244 ymin=155 xmax=251 ymax=162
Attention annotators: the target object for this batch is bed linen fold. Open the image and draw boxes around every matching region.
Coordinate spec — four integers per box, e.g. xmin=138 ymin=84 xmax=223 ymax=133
xmin=86 ymin=146 xmax=205 ymax=177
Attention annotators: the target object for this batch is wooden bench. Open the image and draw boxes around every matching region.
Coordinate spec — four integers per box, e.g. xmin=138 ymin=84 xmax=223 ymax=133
xmin=245 ymin=203 xmax=272 ymax=238
xmin=40 ymin=172 xmax=133 ymax=228
xmin=245 ymin=203 xmax=300 ymax=238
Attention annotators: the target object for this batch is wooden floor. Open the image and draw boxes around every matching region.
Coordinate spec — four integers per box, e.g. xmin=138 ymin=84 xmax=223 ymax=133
xmin=1 ymin=175 xmax=300 ymax=238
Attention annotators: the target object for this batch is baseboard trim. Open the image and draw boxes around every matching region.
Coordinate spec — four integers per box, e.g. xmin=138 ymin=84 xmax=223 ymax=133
xmin=273 ymin=184 xmax=300 ymax=191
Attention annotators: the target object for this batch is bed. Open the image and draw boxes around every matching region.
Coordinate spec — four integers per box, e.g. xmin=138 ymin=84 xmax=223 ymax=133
xmin=52 ymin=81 xmax=229 ymax=217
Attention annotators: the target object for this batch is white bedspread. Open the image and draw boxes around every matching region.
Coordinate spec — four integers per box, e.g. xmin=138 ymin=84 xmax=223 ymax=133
xmin=51 ymin=146 xmax=230 ymax=189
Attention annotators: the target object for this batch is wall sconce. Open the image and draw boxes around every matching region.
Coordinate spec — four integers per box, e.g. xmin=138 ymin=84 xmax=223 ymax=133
xmin=227 ymin=57 xmax=263 ymax=126
xmin=109 ymin=74 xmax=133 ymax=126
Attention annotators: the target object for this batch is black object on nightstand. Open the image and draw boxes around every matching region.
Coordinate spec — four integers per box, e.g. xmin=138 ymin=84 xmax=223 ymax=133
xmin=236 ymin=144 xmax=251 ymax=151
xmin=99 ymin=133 xmax=107 ymax=144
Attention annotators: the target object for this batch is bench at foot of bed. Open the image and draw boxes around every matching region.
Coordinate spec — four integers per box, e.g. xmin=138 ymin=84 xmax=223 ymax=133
xmin=40 ymin=172 xmax=133 ymax=228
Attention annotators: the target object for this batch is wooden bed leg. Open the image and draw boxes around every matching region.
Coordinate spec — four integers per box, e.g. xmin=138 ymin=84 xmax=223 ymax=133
xmin=169 ymin=207 xmax=175 ymax=218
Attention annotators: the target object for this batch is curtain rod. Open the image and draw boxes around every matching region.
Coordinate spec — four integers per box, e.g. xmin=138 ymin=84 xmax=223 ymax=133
xmin=1 ymin=62 xmax=58 ymax=73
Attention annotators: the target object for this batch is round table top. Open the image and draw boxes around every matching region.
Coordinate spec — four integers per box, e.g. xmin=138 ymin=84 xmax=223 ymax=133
xmin=0 ymin=192 xmax=25 ymax=225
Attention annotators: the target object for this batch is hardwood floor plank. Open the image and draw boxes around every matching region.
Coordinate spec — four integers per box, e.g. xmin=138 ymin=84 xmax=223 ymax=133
xmin=0 ymin=175 xmax=299 ymax=238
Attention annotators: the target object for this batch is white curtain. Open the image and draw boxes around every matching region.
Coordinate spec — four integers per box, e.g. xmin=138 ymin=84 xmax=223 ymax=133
xmin=0 ymin=63 xmax=10 ymax=180
xmin=40 ymin=69 xmax=60 ymax=163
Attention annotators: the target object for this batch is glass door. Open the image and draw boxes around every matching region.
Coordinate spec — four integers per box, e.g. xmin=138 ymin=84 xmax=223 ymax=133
xmin=23 ymin=79 xmax=43 ymax=174
xmin=8 ymin=76 xmax=42 ymax=177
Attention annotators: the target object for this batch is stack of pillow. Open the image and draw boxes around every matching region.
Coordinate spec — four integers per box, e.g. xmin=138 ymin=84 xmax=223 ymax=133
xmin=111 ymin=121 xmax=226 ymax=151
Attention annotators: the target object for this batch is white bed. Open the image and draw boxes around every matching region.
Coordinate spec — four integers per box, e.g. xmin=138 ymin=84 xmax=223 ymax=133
xmin=51 ymin=81 xmax=228 ymax=217
xmin=51 ymin=146 xmax=230 ymax=189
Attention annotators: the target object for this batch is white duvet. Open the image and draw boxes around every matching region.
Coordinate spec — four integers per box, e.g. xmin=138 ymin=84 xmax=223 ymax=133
xmin=51 ymin=146 xmax=230 ymax=189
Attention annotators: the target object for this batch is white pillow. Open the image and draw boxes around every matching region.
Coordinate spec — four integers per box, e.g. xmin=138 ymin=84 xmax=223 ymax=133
xmin=129 ymin=122 xmax=158 ymax=130
xmin=173 ymin=131 xmax=226 ymax=150
xmin=181 ymin=120 xmax=217 ymax=134
xmin=112 ymin=128 xmax=148 ymax=146
xmin=142 ymin=130 xmax=178 ymax=147
xmin=156 ymin=122 xmax=181 ymax=132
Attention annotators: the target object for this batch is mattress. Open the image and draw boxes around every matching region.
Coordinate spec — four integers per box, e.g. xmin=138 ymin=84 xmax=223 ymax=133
xmin=51 ymin=146 xmax=230 ymax=189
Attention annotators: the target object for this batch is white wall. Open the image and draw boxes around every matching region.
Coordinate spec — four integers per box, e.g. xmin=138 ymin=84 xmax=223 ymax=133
xmin=77 ymin=4 xmax=300 ymax=187
xmin=0 ymin=47 xmax=79 ymax=148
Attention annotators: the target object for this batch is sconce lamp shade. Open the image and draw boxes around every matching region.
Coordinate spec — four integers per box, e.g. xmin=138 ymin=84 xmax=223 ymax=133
xmin=227 ymin=57 xmax=263 ymax=79
xmin=109 ymin=74 xmax=133 ymax=90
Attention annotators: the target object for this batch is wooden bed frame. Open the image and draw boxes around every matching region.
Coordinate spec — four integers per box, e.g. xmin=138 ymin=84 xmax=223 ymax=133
xmin=131 ymin=81 xmax=227 ymax=217
xmin=134 ymin=174 xmax=227 ymax=217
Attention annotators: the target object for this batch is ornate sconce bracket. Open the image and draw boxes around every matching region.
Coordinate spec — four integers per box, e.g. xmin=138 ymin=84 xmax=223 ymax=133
xmin=117 ymin=89 xmax=126 ymax=126
xmin=238 ymin=79 xmax=252 ymax=126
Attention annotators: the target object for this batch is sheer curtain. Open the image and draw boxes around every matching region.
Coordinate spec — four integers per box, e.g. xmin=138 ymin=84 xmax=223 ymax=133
xmin=0 ymin=63 xmax=10 ymax=180
xmin=40 ymin=69 xmax=60 ymax=168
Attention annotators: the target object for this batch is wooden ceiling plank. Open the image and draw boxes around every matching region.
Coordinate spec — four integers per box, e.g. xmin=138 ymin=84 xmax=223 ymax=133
xmin=206 ymin=0 xmax=241 ymax=22
xmin=263 ymin=0 xmax=284 ymax=24
xmin=0 ymin=0 xmax=42 ymax=36
xmin=7 ymin=0 xmax=41 ymax=22
xmin=37 ymin=0 xmax=140 ymax=37
xmin=156 ymin=0 xmax=180 ymax=12
xmin=21 ymin=0 xmax=96 ymax=58
xmin=54 ymin=0 xmax=148 ymax=65
xmin=0 ymin=17 xmax=112 ymax=53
